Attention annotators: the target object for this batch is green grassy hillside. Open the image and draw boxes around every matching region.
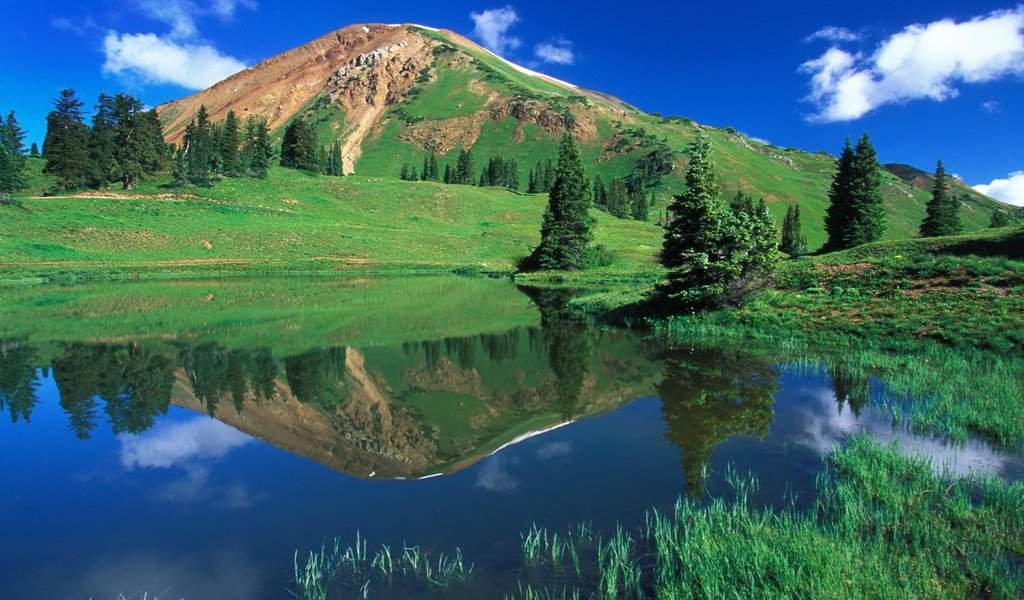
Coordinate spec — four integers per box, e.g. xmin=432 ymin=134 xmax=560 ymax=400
xmin=0 ymin=160 xmax=663 ymax=281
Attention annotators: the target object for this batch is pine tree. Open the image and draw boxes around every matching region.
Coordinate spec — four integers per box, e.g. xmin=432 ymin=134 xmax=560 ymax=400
xmin=543 ymin=159 xmax=556 ymax=192
xmin=239 ymin=116 xmax=271 ymax=178
xmin=658 ymin=134 xmax=733 ymax=308
xmin=823 ymin=134 xmax=884 ymax=251
xmin=421 ymin=156 xmax=430 ymax=181
xmin=607 ymin=178 xmax=628 ymax=217
xmin=454 ymin=149 xmax=475 ymax=185
xmin=780 ymin=204 xmax=808 ymax=257
xmin=43 ymin=89 xmax=92 ymax=192
xmin=325 ymin=142 xmax=343 ymax=176
xmin=443 ymin=163 xmax=452 ymax=184
xmin=630 ymin=189 xmax=649 ymax=221
xmin=990 ymin=209 xmax=1012 ymax=228
xmin=919 ymin=160 xmax=962 ymax=237
xmin=280 ymin=118 xmax=320 ymax=173
xmin=0 ymin=111 xmax=29 ymax=195
xmin=530 ymin=133 xmax=594 ymax=270
xmin=427 ymin=153 xmax=440 ymax=181
xmin=174 ymin=105 xmax=217 ymax=186
xmin=30 ymin=143 xmax=39 ymax=157
xmin=527 ymin=167 xmax=537 ymax=193
xmin=100 ymin=95 xmax=166 ymax=190
xmin=593 ymin=175 xmax=607 ymax=209
xmin=220 ymin=110 xmax=242 ymax=176
xmin=400 ymin=163 xmax=410 ymax=180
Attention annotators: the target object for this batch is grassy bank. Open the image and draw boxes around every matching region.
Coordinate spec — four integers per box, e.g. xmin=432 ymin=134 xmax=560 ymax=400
xmin=293 ymin=436 xmax=1024 ymax=599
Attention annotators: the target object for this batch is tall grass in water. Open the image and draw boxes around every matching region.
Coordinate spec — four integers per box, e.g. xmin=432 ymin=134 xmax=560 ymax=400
xmin=292 ymin=533 xmax=473 ymax=600
xmin=520 ymin=436 xmax=1023 ymax=599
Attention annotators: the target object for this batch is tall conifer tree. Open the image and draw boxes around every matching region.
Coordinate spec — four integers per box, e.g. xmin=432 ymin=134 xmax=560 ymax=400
xmin=43 ymin=89 xmax=92 ymax=192
xmin=531 ymin=133 xmax=594 ymax=270
xmin=919 ymin=160 xmax=962 ymax=237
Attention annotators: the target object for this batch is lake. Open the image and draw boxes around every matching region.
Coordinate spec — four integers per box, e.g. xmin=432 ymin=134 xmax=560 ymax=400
xmin=1 ymin=276 xmax=1020 ymax=599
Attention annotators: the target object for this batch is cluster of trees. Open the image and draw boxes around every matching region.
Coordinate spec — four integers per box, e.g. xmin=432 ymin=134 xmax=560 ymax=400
xmin=280 ymin=118 xmax=343 ymax=176
xmin=919 ymin=161 xmax=963 ymax=238
xmin=41 ymin=89 xmax=168 ymax=192
xmin=399 ymin=149 xmax=520 ymax=189
xmin=528 ymin=160 xmax=556 ymax=194
xmin=657 ymin=135 xmax=778 ymax=309
xmin=529 ymin=133 xmax=599 ymax=270
xmin=593 ymin=175 xmax=650 ymax=221
xmin=174 ymin=106 xmax=275 ymax=186
xmin=0 ymin=111 xmax=28 ymax=198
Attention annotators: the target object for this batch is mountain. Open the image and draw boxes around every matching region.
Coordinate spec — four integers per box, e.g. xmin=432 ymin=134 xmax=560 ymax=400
xmin=153 ymin=22 xmax=1010 ymax=246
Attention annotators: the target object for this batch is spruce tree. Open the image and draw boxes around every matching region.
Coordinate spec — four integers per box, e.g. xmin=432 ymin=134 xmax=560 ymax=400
xmin=443 ymin=163 xmax=452 ymax=184
xmin=239 ymin=116 xmax=271 ymax=178
xmin=104 ymin=95 xmax=166 ymax=190
xmin=325 ymin=142 xmax=343 ymax=176
xmin=593 ymin=175 xmax=607 ymax=209
xmin=455 ymin=149 xmax=475 ymax=185
xmin=780 ymin=204 xmax=808 ymax=257
xmin=174 ymin=106 xmax=217 ymax=186
xmin=280 ymin=119 xmax=320 ymax=173
xmin=421 ymin=156 xmax=430 ymax=181
xmin=823 ymin=134 xmax=884 ymax=251
xmin=658 ymin=134 xmax=732 ymax=308
xmin=919 ymin=160 xmax=962 ymax=237
xmin=0 ymin=111 xmax=28 ymax=195
xmin=528 ymin=167 xmax=537 ymax=193
xmin=30 ymin=143 xmax=39 ymax=157
xmin=543 ymin=159 xmax=556 ymax=192
xmin=530 ymin=133 xmax=594 ymax=270
xmin=220 ymin=110 xmax=242 ymax=176
xmin=630 ymin=189 xmax=650 ymax=221
xmin=400 ymin=164 xmax=410 ymax=180
xmin=427 ymin=153 xmax=439 ymax=181
xmin=43 ymin=89 xmax=92 ymax=192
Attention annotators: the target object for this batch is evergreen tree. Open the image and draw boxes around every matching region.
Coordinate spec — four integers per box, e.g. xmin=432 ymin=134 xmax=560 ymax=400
xmin=0 ymin=111 xmax=29 ymax=195
xmin=592 ymin=175 xmax=607 ymax=209
xmin=529 ymin=133 xmax=594 ymax=270
xmin=527 ymin=167 xmax=538 ymax=193
xmin=990 ymin=209 xmax=1012 ymax=228
xmin=823 ymin=134 xmax=884 ymax=251
xmin=220 ymin=110 xmax=242 ymax=176
xmin=239 ymin=116 xmax=272 ymax=178
xmin=919 ymin=160 xmax=962 ymax=237
xmin=454 ymin=148 xmax=475 ymax=185
xmin=30 ymin=142 xmax=39 ymax=157
xmin=421 ymin=155 xmax=430 ymax=181
xmin=325 ymin=142 xmax=343 ymax=176
xmin=725 ymin=195 xmax=779 ymax=301
xmin=174 ymin=105 xmax=217 ymax=186
xmin=400 ymin=163 xmax=410 ymax=180
xmin=658 ymin=134 xmax=733 ymax=308
xmin=443 ymin=163 xmax=452 ymax=184
xmin=103 ymin=95 xmax=166 ymax=190
xmin=607 ymin=178 xmax=628 ymax=217
xmin=280 ymin=118 xmax=320 ymax=173
xmin=543 ymin=159 xmax=556 ymax=192
xmin=630 ymin=189 xmax=650 ymax=221
xmin=780 ymin=204 xmax=808 ymax=257
xmin=427 ymin=153 xmax=440 ymax=181
xmin=43 ymin=89 xmax=92 ymax=192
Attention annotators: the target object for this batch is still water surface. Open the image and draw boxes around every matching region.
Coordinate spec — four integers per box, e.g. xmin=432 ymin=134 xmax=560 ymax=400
xmin=0 ymin=277 xmax=1020 ymax=599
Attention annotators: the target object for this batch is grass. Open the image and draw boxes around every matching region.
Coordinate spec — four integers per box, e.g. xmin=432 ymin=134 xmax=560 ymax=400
xmin=296 ymin=437 xmax=1023 ymax=599
xmin=0 ymin=161 xmax=663 ymax=282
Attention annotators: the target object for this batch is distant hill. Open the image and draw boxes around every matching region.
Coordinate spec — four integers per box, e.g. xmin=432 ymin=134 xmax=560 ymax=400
xmin=147 ymin=23 xmax=1014 ymax=247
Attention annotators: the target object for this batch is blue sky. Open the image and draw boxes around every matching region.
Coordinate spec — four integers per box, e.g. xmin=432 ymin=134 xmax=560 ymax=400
xmin=5 ymin=1 xmax=1024 ymax=204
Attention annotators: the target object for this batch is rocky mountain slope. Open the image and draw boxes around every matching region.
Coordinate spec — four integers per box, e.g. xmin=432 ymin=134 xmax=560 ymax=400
xmin=157 ymin=23 xmax=1013 ymax=242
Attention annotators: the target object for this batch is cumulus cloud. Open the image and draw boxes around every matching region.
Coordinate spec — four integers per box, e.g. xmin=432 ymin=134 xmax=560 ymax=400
xmin=974 ymin=171 xmax=1024 ymax=206
xmin=806 ymin=26 xmax=860 ymax=43
xmin=119 ymin=416 xmax=253 ymax=469
xmin=801 ymin=7 xmax=1024 ymax=122
xmin=103 ymin=32 xmax=247 ymax=90
xmin=535 ymin=441 xmax=572 ymax=459
xmin=471 ymin=6 xmax=522 ymax=55
xmin=100 ymin=0 xmax=252 ymax=89
xmin=534 ymin=38 xmax=575 ymax=65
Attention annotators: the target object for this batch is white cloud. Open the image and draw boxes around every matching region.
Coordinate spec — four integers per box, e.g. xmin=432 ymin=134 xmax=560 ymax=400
xmin=471 ymin=6 xmax=522 ymax=55
xmin=474 ymin=454 xmax=518 ymax=491
xmin=801 ymin=7 xmax=1024 ymax=122
xmin=103 ymin=31 xmax=247 ymax=90
xmin=119 ymin=416 xmax=253 ymax=469
xmin=806 ymin=26 xmax=860 ymax=43
xmin=974 ymin=171 xmax=1024 ymax=206
xmin=534 ymin=38 xmax=575 ymax=65
xmin=134 ymin=0 xmax=256 ymax=38
xmin=535 ymin=441 xmax=572 ymax=459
